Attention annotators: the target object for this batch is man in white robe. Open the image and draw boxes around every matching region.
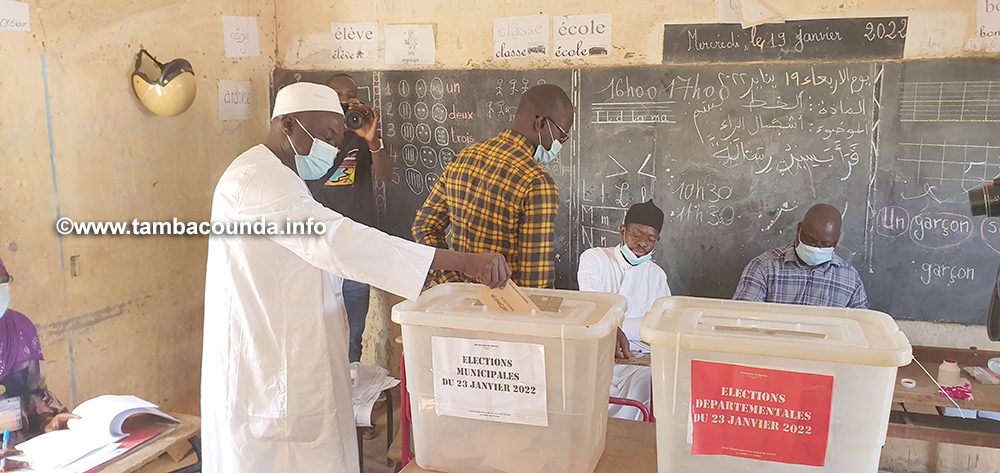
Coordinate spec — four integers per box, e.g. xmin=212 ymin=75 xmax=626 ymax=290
xmin=202 ymin=82 xmax=511 ymax=473
xmin=577 ymin=200 xmax=670 ymax=421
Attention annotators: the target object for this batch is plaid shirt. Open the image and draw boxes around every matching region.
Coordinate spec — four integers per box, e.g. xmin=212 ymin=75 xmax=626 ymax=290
xmin=412 ymin=130 xmax=559 ymax=288
xmin=732 ymin=244 xmax=869 ymax=309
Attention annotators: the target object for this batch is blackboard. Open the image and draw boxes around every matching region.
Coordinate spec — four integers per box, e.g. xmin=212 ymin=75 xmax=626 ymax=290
xmin=576 ymin=62 xmax=873 ymax=298
xmin=867 ymin=59 xmax=1000 ymax=324
xmin=663 ymin=18 xmax=908 ymax=63
xmin=272 ymin=58 xmax=1000 ymax=325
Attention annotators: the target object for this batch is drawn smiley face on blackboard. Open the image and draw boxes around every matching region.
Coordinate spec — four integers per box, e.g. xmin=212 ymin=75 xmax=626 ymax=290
xmin=426 ymin=172 xmax=440 ymax=191
xmin=415 ymin=123 xmax=432 ymax=144
xmin=414 ymin=102 xmax=430 ymax=120
xmin=431 ymin=103 xmax=448 ymax=123
xmin=420 ymin=146 xmax=438 ymax=169
xmin=415 ymin=79 xmax=428 ymax=99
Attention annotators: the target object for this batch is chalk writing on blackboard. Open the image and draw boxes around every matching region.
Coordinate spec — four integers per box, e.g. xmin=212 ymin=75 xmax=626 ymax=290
xmin=920 ymin=262 xmax=976 ymax=286
xmin=663 ymin=18 xmax=907 ymax=63
xmin=900 ymin=81 xmax=1000 ymax=123
xmin=897 ymin=141 xmax=1000 ymax=192
xmin=654 ymin=65 xmax=872 ymax=182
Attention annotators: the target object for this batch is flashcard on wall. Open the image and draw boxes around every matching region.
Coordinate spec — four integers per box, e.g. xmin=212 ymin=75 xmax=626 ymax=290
xmin=385 ymin=24 xmax=435 ymax=65
xmin=553 ymin=14 xmax=612 ymax=59
xmin=494 ymin=15 xmax=549 ymax=60
xmin=976 ymin=0 xmax=1000 ymax=51
xmin=218 ymin=80 xmax=252 ymax=121
xmin=222 ymin=16 xmax=261 ymax=58
xmin=0 ymin=1 xmax=30 ymax=32
xmin=331 ymin=22 xmax=378 ymax=61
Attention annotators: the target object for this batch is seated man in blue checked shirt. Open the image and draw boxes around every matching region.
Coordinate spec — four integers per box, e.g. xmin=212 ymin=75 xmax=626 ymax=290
xmin=732 ymin=203 xmax=869 ymax=309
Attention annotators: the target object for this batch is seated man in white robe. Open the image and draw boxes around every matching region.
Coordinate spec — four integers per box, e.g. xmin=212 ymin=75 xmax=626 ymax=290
xmin=577 ymin=200 xmax=670 ymax=420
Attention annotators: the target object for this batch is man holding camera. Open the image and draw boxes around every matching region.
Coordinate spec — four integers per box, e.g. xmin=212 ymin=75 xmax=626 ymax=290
xmin=306 ymin=73 xmax=392 ymax=364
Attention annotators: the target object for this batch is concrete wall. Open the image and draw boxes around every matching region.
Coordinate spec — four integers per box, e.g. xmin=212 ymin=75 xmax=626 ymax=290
xmin=0 ymin=0 xmax=276 ymax=409
xmin=277 ymin=0 xmax=981 ymax=71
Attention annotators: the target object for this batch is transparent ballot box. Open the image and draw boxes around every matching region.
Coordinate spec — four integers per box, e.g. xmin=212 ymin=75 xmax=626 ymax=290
xmin=640 ymin=296 xmax=912 ymax=473
xmin=392 ymin=283 xmax=627 ymax=473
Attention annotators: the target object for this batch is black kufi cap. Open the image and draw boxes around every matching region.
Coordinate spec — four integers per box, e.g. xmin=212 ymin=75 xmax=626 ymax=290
xmin=624 ymin=200 xmax=664 ymax=231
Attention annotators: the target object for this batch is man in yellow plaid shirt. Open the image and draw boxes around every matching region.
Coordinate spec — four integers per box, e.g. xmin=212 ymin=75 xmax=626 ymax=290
xmin=412 ymin=84 xmax=573 ymax=288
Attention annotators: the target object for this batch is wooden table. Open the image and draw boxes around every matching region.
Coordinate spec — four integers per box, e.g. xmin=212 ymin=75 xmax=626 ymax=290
xmin=889 ymin=346 xmax=1000 ymax=447
xmin=398 ymin=418 xmax=657 ymax=473
xmin=893 ymin=346 xmax=1000 ymax=411
xmin=98 ymin=413 xmax=200 ymax=473
xmin=616 ymin=353 xmax=651 ymax=367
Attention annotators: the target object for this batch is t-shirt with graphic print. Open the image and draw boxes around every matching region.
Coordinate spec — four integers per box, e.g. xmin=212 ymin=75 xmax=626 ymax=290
xmin=306 ymin=131 xmax=377 ymax=228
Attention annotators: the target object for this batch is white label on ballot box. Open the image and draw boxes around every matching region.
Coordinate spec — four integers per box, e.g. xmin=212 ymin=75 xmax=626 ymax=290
xmin=431 ymin=336 xmax=548 ymax=426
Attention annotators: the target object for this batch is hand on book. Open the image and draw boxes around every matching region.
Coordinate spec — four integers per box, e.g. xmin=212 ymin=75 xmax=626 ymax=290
xmin=615 ymin=327 xmax=633 ymax=360
xmin=1 ymin=448 xmax=27 ymax=470
xmin=43 ymin=413 xmax=81 ymax=434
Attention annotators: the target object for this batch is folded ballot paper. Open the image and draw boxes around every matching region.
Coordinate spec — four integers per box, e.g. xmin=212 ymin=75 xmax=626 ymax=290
xmin=13 ymin=395 xmax=177 ymax=472
xmin=476 ymin=281 xmax=540 ymax=313
xmin=352 ymin=362 xmax=400 ymax=427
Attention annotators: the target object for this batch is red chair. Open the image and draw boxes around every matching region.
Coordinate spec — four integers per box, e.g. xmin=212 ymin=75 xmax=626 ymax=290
xmin=400 ymin=352 xmax=415 ymax=466
xmin=609 ymin=396 xmax=654 ymax=422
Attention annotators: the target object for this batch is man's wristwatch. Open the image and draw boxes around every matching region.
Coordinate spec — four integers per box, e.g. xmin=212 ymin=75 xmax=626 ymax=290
xmin=368 ymin=138 xmax=384 ymax=153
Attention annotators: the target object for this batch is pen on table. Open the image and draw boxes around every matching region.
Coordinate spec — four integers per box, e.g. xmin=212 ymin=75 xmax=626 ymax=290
xmin=1 ymin=429 xmax=10 ymax=471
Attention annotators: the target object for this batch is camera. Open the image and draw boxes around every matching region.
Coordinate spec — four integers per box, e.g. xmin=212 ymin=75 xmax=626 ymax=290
xmin=970 ymin=177 xmax=1000 ymax=217
xmin=971 ymin=177 xmax=1000 ymax=340
xmin=343 ymin=99 xmax=367 ymax=130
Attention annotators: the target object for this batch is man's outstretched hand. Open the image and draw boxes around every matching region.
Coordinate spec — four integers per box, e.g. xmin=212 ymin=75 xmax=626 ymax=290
xmin=461 ymin=253 xmax=511 ymax=289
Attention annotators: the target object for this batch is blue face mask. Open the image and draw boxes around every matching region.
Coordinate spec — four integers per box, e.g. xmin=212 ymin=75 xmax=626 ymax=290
xmin=795 ymin=241 xmax=835 ymax=266
xmin=287 ymin=118 xmax=340 ymax=180
xmin=620 ymin=244 xmax=653 ymax=266
xmin=533 ymin=122 xmax=562 ymax=164
xmin=0 ymin=283 xmax=9 ymax=317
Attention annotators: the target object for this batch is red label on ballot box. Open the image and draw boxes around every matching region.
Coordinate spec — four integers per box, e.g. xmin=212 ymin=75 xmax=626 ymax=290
xmin=690 ymin=360 xmax=834 ymax=467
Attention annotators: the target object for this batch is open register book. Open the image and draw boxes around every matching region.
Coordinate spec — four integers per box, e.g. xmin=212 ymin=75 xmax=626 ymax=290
xmin=13 ymin=395 xmax=178 ymax=472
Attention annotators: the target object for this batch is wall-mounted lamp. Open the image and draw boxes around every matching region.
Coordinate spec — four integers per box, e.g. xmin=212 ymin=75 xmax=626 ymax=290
xmin=131 ymin=49 xmax=196 ymax=117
